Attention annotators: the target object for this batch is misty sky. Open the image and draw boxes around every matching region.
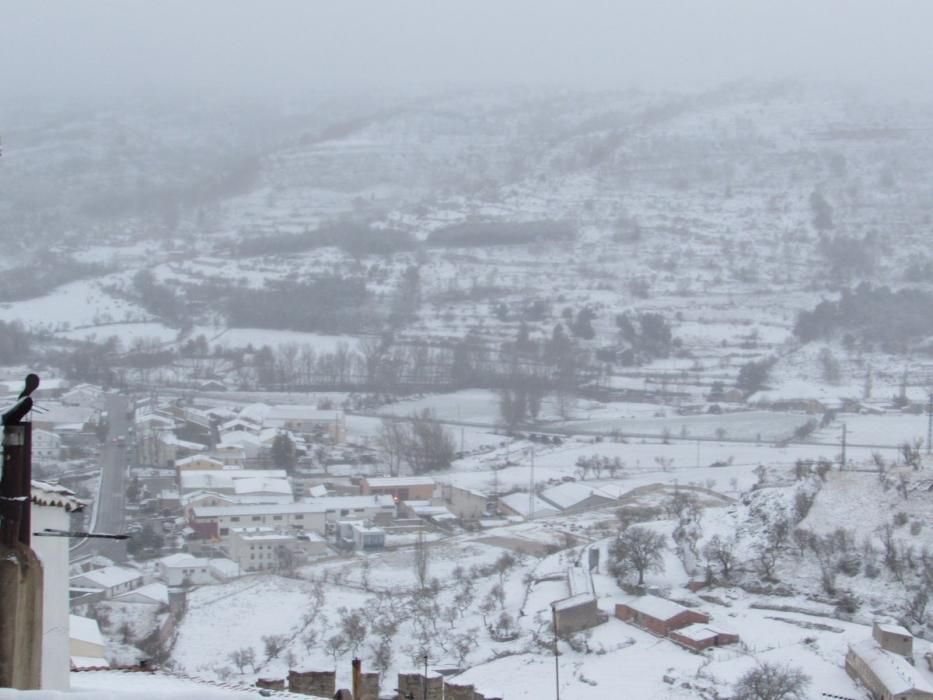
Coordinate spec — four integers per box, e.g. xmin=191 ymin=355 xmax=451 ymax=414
xmin=3 ymin=1 xmax=933 ymax=101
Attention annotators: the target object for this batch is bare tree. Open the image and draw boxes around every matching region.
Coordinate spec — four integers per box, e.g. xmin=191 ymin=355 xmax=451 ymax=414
xmin=733 ymin=662 xmax=810 ymax=700
xmin=228 ymin=647 xmax=257 ymax=674
xmin=338 ymin=608 xmax=367 ymax=656
xmin=262 ymin=634 xmax=287 ymax=660
xmin=900 ymin=438 xmax=924 ymax=470
xmin=325 ymin=634 xmax=348 ymax=666
xmin=413 ymin=530 xmax=430 ymax=590
xmin=378 ymin=418 xmax=408 ymax=476
xmin=610 ymin=526 xmax=667 ymax=585
xmin=703 ymin=535 xmax=737 ymax=579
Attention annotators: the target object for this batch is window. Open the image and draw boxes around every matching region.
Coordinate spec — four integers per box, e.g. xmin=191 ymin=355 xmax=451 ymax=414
xmin=252 ymin=516 xmax=261 ymax=522
xmin=273 ymin=515 xmax=282 ymax=521
xmin=340 ymin=509 xmax=349 ymax=516
xmin=294 ymin=514 xmax=303 ymax=520
xmin=231 ymin=517 xmax=240 ymax=523
xmin=219 ymin=528 xmax=229 ymax=536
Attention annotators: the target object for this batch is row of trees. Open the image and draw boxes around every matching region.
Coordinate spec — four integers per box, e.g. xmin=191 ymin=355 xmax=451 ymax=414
xmin=378 ymin=411 xmax=456 ymax=474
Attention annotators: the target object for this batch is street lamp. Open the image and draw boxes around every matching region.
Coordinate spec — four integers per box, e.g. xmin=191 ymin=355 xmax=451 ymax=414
xmin=551 ymin=604 xmax=560 ymax=700
xmin=423 ymin=654 xmax=428 ymax=700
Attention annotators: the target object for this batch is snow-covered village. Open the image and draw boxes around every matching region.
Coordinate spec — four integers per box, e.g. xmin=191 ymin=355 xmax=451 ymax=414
xmin=4 ymin=4 xmax=933 ymax=700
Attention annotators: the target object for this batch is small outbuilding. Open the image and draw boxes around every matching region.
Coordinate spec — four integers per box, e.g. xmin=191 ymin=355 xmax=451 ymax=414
xmin=615 ymin=595 xmax=709 ymax=636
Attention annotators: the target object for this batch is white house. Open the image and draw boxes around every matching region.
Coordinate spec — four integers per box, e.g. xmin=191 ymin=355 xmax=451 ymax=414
xmin=113 ymin=582 xmax=169 ymax=606
xmin=190 ymin=494 xmax=396 ymax=541
xmin=60 ymin=384 xmax=103 ymax=408
xmin=156 ymin=553 xmax=215 ymax=586
xmin=70 ymin=566 xmax=143 ymax=599
xmin=31 ymin=481 xmax=84 ymax=690
xmin=227 ymin=527 xmax=328 ymax=573
xmin=32 ymin=429 xmax=63 ymax=461
xmin=68 ymin=615 xmax=108 ymax=670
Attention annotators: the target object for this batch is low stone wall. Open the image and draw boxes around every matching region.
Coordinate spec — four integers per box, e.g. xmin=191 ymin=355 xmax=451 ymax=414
xmin=289 ymin=669 xmax=336 ymax=697
xmin=397 ymin=672 xmax=443 ymax=700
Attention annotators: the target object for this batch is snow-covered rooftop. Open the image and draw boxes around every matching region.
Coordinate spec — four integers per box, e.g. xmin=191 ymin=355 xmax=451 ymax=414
xmin=849 ymin=639 xmax=933 ymax=695
xmin=71 ymin=566 xmax=142 ymax=590
xmin=552 ymin=593 xmax=596 ymax=611
xmin=31 ymin=480 xmax=85 ymax=512
xmin=158 ymin=553 xmax=205 ymax=568
xmin=69 ymin=614 xmax=104 ymax=646
xmin=193 ymin=494 xmax=395 ymax=518
xmin=670 ymin=623 xmax=732 ymax=642
xmin=114 ymin=582 xmax=169 ymax=605
xmin=364 ymin=476 xmax=436 ymax=488
xmin=498 ymin=492 xmax=560 ymax=518
xmin=618 ymin=595 xmax=696 ymax=622
xmin=539 ymin=482 xmax=619 ymax=510
xmin=232 ymin=477 xmax=292 ymax=496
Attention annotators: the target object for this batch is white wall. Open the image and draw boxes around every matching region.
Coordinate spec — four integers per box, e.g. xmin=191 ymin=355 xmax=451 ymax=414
xmin=31 ymin=505 xmax=71 ymax=690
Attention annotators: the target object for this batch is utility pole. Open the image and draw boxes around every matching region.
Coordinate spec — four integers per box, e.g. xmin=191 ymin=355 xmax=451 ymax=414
xmin=422 ymin=654 xmax=428 ymax=700
xmin=529 ymin=446 xmax=535 ymax=521
xmin=840 ymin=422 xmax=847 ymax=470
xmin=927 ymin=392 xmax=932 ymax=456
xmin=551 ymin=604 xmax=560 ymax=700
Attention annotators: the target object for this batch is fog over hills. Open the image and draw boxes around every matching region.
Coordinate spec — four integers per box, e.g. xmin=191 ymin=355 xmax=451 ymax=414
xmin=3 ymin=3 xmax=933 ymax=700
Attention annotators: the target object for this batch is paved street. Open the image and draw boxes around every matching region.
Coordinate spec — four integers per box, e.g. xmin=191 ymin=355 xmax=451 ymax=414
xmin=71 ymin=394 xmax=130 ymax=563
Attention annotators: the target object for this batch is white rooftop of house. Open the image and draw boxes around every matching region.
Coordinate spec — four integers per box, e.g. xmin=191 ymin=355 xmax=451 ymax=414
xmin=220 ymin=417 xmax=260 ymax=430
xmin=233 ymin=477 xmax=292 ymax=496
xmin=450 ymin=485 xmax=488 ymax=498
xmin=175 ymin=455 xmax=223 ymax=468
xmin=671 ymin=623 xmax=732 ymax=642
xmin=849 ymin=639 xmax=933 ymax=695
xmin=539 ymin=482 xmax=619 ymax=510
xmin=553 ymin=593 xmax=596 ymax=611
xmin=364 ymin=476 xmax=436 ymax=488
xmin=71 ymin=565 xmax=142 ymax=589
xmin=159 ymin=434 xmax=207 ymax=450
xmin=136 ymin=412 xmax=175 ymax=426
xmin=33 ymin=402 xmax=96 ymax=426
xmin=405 ymin=502 xmax=456 ymax=520
xmin=351 ymin=523 xmax=385 ymax=535
xmin=567 ymin=565 xmax=594 ymax=596
xmin=69 ymin=614 xmax=104 ymax=646
xmin=498 ymin=492 xmax=560 ymax=518
xmin=193 ymin=494 xmax=395 ymax=518
xmin=231 ymin=527 xmax=297 ymax=542
xmin=218 ymin=431 xmax=263 ymax=448
xmin=618 ymin=595 xmax=696 ymax=621
xmin=31 ymin=479 xmax=85 ymax=511
xmin=180 ymin=469 xmax=288 ymax=491
xmin=208 ymin=557 xmax=240 ymax=576
xmin=158 ymin=553 xmax=206 ymax=568
xmin=876 ymin=622 xmax=912 ymax=637
xmin=114 ymin=582 xmax=169 ymax=605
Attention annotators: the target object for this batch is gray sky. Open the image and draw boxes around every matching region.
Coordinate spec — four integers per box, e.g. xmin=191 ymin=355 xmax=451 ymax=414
xmin=3 ymin=0 xmax=933 ymax=101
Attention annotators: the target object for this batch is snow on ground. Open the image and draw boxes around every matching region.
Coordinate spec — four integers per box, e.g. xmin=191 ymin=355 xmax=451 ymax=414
xmin=56 ymin=322 xmax=179 ymax=345
xmin=803 ymin=468 xmax=933 ymax=543
xmin=202 ymin=327 xmax=361 ymax=353
xmin=0 ymin=277 xmax=149 ymax=331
